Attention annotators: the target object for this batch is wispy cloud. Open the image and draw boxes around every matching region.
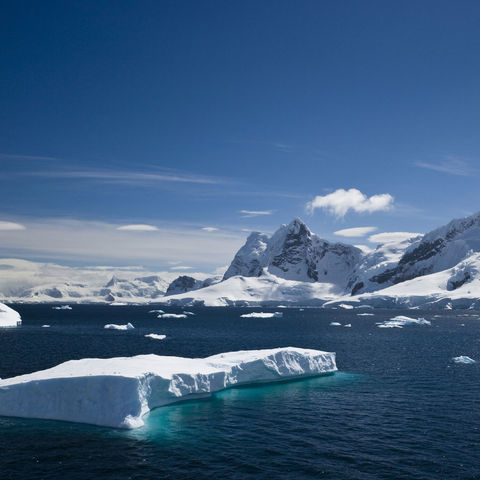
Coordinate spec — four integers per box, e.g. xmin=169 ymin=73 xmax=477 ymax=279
xmin=117 ymin=224 xmax=159 ymax=231
xmin=334 ymin=226 xmax=378 ymax=238
xmin=307 ymin=189 xmax=394 ymax=217
xmin=202 ymin=227 xmax=219 ymax=232
xmin=0 ymin=221 xmax=26 ymax=231
xmin=368 ymin=232 xmax=422 ymax=244
xmin=414 ymin=157 xmax=476 ymax=177
xmin=170 ymin=266 xmax=192 ymax=271
xmin=239 ymin=209 xmax=274 ymax=218
xmin=0 ymin=153 xmax=62 ymax=162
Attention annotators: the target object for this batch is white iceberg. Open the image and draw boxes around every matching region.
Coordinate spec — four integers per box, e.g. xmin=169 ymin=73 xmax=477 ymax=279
xmin=338 ymin=304 xmax=354 ymax=310
xmin=344 ymin=323 xmax=352 ymax=328
xmin=240 ymin=312 xmax=283 ymax=319
xmin=0 ymin=347 xmax=337 ymax=429
xmin=376 ymin=316 xmax=431 ymax=328
xmin=52 ymin=305 xmax=72 ymax=310
xmin=158 ymin=313 xmax=187 ymax=319
xmin=144 ymin=334 xmax=166 ymax=340
xmin=329 ymin=322 xmax=341 ymax=326
xmin=183 ymin=311 xmax=195 ymax=315
xmin=41 ymin=325 xmax=50 ymax=328
xmin=148 ymin=310 xmax=164 ymax=314
xmin=452 ymin=356 xmax=476 ymax=364
xmin=357 ymin=313 xmax=374 ymax=316
xmin=104 ymin=323 xmax=135 ymax=331
xmin=0 ymin=303 xmax=21 ymax=328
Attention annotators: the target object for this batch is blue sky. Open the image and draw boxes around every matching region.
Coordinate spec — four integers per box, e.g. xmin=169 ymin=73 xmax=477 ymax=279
xmin=1 ymin=0 xmax=480 ymax=271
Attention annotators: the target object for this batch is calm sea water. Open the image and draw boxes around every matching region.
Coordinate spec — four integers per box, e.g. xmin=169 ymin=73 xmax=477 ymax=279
xmin=0 ymin=305 xmax=479 ymax=479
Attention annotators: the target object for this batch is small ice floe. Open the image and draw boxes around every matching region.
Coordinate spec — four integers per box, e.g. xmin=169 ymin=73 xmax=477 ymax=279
xmin=299 ymin=308 xmax=305 ymax=311
xmin=148 ymin=309 xmax=165 ymax=314
xmin=41 ymin=325 xmax=50 ymax=328
xmin=344 ymin=324 xmax=352 ymax=328
xmin=104 ymin=323 xmax=135 ymax=331
xmin=357 ymin=313 xmax=374 ymax=317
xmin=376 ymin=316 xmax=431 ymax=329
xmin=158 ymin=313 xmax=187 ymax=319
xmin=277 ymin=305 xmax=288 ymax=308
xmin=452 ymin=356 xmax=476 ymax=364
xmin=110 ymin=302 xmax=128 ymax=306
xmin=145 ymin=334 xmax=166 ymax=340
xmin=240 ymin=312 xmax=283 ymax=319
xmin=356 ymin=305 xmax=374 ymax=309
xmin=52 ymin=305 xmax=72 ymax=310
xmin=183 ymin=311 xmax=195 ymax=316
xmin=338 ymin=304 xmax=354 ymax=310
xmin=329 ymin=322 xmax=342 ymax=326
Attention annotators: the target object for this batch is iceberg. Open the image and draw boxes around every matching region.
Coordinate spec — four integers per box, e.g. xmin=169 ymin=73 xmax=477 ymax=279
xmin=452 ymin=356 xmax=476 ymax=364
xmin=158 ymin=313 xmax=187 ymax=319
xmin=148 ymin=309 xmax=165 ymax=314
xmin=144 ymin=333 xmax=166 ymax=340
xmin=52 ymin=305 xmax=72 ymax=310
xmin=357 ymin=313 xmax=374 ymax=316
xmin=0 ymin=303 xmax=21 ymax=328
xmin=104 ymin=323 xmax=135 ymax=331
xmin=0 ymin=347 xmax=336 ymax=429
xmin=376 ymin=316 xmax=431 ymax=328
xmin=329 ymin=322 xmax=341 ymax=326
xmin=240 ymin=312 xmax=283 ymax=319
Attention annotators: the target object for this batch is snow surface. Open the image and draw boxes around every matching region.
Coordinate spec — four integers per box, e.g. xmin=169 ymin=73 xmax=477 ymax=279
xmin=376 ymin=316 xmax=431 ymax=328
xmin=104 ymin=323 xmax=135 ymax=331
xmin=240 ymin=312 xmax=283 ymax=318
xmin=0 ymin=303 xmax=21 ymax=328
xmin=144 ymin=334 xmax=166 ymax=340
xmin=0 ymin=347 xmax=337 ymax=429
xmin=452 ymin=356 xmax=476 ymax=364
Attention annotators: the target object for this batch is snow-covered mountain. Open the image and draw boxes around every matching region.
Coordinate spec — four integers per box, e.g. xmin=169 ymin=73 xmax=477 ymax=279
xmin=4 ymin=212 xmax=480 ymax=308
xmin=224 ymin=218 xmax=362 ymax=288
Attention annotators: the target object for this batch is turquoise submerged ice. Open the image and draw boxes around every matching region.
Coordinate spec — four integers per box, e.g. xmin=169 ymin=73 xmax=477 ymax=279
xmin=0 ymin=347 xmax=336 ymax=429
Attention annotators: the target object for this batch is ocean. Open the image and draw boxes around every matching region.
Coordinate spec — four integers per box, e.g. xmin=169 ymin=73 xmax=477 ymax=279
xmin=1 ymin=304 xmax=479 ymax=479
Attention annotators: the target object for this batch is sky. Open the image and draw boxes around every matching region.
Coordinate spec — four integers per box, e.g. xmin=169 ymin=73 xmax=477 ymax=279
xmin=1 ymin=0 xmax=480 ymax=272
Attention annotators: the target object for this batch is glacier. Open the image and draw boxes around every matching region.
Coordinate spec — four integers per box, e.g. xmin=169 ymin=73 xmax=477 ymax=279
xmin=0 ymin=347 xmax=337 ymax=429
xmin=0 ymin=302 xmax=21 ymax=328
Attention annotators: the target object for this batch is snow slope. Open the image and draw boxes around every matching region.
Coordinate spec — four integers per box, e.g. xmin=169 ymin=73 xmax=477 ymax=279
xmin=0 ymin=302 xmax=21 ymax=328
xmin=0 ymin=347 xmax=337 ymax=428
xmin=160 ymin=271 xmax=341 ymax=306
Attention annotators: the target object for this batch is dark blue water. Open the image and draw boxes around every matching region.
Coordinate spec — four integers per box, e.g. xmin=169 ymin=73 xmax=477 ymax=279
xmin=1 ymin=305 xmax=479 ymax=479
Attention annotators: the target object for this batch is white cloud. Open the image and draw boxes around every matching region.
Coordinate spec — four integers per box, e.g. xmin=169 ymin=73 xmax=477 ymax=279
xmin=306 ymin=188 xmax=394 ymax=217
xmin=0 ymin=218 xmax=245 ymax=269
xmin=0 ymin=221 xmax=26 ymax=231
xmin=170 ymin=266 xmax=192 ymax=271
xmin=334 ymin=226 xmax=378 ymax=238
xmin=117 ymin=224 xmax=159 ymax=231
xmin=202 ymin=227 xmax=218 ymax=232
xmin=414 ymin=157 xmax=475 ymax=177
xmin=239 ymin=210 xmax=274 ymax=217
xmin=368 ymin=232 xmax=422 ymax=244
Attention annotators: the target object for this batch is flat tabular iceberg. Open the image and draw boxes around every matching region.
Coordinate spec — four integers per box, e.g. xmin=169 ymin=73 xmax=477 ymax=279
xmin=158 ymin=313 xmax=187 ymax=319
xmin=0 ymin=347 xmax=336 ymax=429
xmin=104 ymin=323 xmax=135 ymax=331
xmin=145 ymin=333 xmax=166 ymax=340
xmin=0 ymin=303 xmax=21 ymax=328
xmin=376 ymin=316 xmax=431 ymax=328
xmin=240 ymin=312 xmax=283 ymax=318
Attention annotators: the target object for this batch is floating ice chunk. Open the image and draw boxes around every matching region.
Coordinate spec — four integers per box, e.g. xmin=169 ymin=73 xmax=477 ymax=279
xmin=0 ymin=347 xmax=337 ymax=429
xmin=183 ymin=311 xmax=195 ymax=315
xmin=277 ymin=305 xmax=288 ymax=308
xmin=145 ymin=334 xmax=166 ymax=340
xmin=240 ymin=312 xmax=283 ymax=318
xmin=357 ymin=313 xmax=374 ymax=316
xmin=110 ymin=302 xmax=128 ymax=306
xmin=0 ymin=303 xmax=21 ymax=328
xmin=158 ymin=313 xmax=187 ymax=319
xmin=52 ymin=305 xmax=72 ymax=310
xmin=148 ymin=309 xmax=165 ymax=314
xmin=41 ymin=325 xmax=50 ymax=328
xmin=344 ymin=324 xmax=352 ymax=328
xmin=376 ymin=316 xmax=431 ymax=328
xmin=329 ymin=322 xmax=342 ymax=326
xmin=104 ymin=323 xmax=135 ymax=331
xmin=338 ymin=304 xmax=354 ymax=310
xmin=452 ymin=356 xmax=476 ymax=364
